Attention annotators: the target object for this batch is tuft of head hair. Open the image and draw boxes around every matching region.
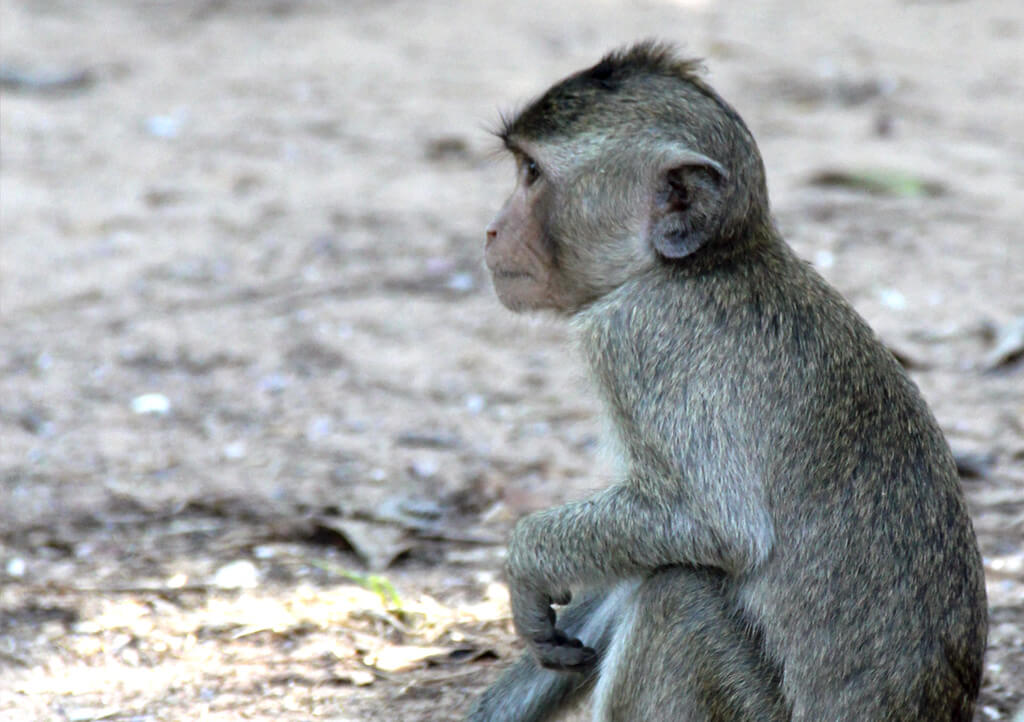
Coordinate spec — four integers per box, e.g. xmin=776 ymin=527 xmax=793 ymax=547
xmin=500 ymin=40 xmax=707 ymax=144
xmin=582 ymin=40 xmax=705 ymax=91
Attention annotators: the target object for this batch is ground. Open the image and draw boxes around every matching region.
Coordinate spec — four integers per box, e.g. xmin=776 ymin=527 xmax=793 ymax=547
xmin=1 ymin=1 xmax=1022 ymax=720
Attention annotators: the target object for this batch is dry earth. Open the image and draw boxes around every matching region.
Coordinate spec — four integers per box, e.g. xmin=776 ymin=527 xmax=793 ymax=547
xmin=1 ymin=1 xmax=1022 ymax=720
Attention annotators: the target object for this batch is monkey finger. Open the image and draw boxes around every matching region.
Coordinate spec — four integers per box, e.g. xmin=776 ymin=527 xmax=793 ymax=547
xmin=533 ymin=627 xmax=580 ymax=647
xmin=535 ymin=641 xmax=598 ymax=672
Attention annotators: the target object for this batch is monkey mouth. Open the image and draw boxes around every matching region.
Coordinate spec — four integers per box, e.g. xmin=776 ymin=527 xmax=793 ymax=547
xmin=492 ymin=269 xmax=533 ymax=281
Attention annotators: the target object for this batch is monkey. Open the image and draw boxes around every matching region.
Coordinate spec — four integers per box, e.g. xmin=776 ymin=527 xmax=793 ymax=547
xmin=465 ymin=41 xmax=987 ymax=722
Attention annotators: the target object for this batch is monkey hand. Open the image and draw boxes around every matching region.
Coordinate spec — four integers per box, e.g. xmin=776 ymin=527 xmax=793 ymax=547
xmin=533 ymin=625 xmax=598 ymax=671
xmin=511 ymin=586 xmax=597 ymax=672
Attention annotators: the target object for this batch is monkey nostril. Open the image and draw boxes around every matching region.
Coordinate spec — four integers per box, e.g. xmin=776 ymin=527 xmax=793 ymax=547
xmin=485 ymin=227 xmax=498 ymax=245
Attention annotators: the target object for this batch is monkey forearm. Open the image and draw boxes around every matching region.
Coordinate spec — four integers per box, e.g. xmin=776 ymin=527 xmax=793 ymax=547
xmin=503 ymin=483 xmax=765 ymax=664
xmin=507 ymin=484 xmax=765 ymax=595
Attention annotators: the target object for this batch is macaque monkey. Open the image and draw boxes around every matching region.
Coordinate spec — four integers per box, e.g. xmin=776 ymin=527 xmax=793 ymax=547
xmin=466 ymin=41 xmax=987 ymax=722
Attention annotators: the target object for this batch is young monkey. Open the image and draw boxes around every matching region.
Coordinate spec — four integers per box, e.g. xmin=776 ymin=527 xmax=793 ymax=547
xmin=467 ymin=41 xmax=987 ymax=722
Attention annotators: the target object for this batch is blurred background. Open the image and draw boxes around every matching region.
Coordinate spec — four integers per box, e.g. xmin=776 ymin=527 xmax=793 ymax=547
xmin=1 ymin=1 xmax=1022 ymax=719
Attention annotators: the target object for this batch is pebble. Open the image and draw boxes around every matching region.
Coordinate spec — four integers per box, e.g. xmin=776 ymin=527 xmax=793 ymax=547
xmin=131 ymin=393 xmax=171 ymax=415
xmin=814 ymin=249 xmax=835 ymax=269
xmin=259 ymin=373 xmax=289 ymax=394
xmin=212 ymin=560 xmax=259 ymax=589
xmin=6 ymin=557 xmax=26 ymax=577
xmin=446 ymin=272 xmax=475 ymax=292
xmin=306 ymin=416 xmax=332 ymax=442
xmin=411 ymin=458 xmax=439 ymax=478
xmin=878 ymin=288 xmax=907 ymax=310
xmin=145 ymin=112 xmax=186 ymax=139
xmin=222 ymin=440 xmax=247 ymax=460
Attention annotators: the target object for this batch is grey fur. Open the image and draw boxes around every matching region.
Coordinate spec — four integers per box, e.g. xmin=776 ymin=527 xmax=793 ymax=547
xmin=471 ymin=41 xmax=987 ymax=721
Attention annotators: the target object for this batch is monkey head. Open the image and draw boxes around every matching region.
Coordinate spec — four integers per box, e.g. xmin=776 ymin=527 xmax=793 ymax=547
xmin=485 ymin=41 xmax=771 ymax=314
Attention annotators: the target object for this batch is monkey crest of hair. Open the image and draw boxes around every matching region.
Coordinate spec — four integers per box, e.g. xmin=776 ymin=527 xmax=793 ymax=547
xmin=474 ymin=40 xmax=987 ymax=722
xmin=499 ymin=41 xmax=708 ymax=141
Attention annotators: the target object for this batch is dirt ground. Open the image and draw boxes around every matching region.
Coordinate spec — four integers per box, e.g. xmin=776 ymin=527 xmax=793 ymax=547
xmin=1 ymin=1 xmax=1022 ymax=720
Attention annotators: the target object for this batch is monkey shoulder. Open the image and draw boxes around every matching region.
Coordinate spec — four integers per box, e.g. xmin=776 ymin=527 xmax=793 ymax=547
xmin=576 ymin=248 xmax=953 ymax=485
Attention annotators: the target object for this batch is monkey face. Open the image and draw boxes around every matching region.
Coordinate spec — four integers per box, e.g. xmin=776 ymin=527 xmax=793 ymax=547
xmin=486 ymin=131 xmax=676 ymax=315
xmin=484 ymin=150 xmax=582 ymax=313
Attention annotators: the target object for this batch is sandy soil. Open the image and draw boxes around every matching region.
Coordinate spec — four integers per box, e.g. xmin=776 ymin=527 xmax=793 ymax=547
xmin=1 ymin=1 xmax=1022 ymax=719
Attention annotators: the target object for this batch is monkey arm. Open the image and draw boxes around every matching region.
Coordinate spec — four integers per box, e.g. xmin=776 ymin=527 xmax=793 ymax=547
xmin=505 ymin=482 xmax=772 ymax=668
xmin=508 ymin=482 xmax=771 ymax=587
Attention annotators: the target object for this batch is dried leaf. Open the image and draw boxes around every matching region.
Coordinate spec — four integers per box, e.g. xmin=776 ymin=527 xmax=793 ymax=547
xmin=315 ymin=517 xmax=412 ymax=571
xmin=425 ymin=646 xmax=499 ymax=666
xmin=366 ymin=645 xmax=451 ymax=672
xmin=334 ymin=668 xmax=375 ymax=686
xmin=0 ymin=65 xmax=95 ymax=94
xmin=953 ymin=450 xmax=995 ymax=480
xmin=884 ymin=343 xmax=929 ymax=370
xmin=983 ymin=317 xmax=1024 ymax=371
xmin=394 ymin=431 xmax=462 ymax=450
xmin=809 ymin=168 xmax=946 ymax=197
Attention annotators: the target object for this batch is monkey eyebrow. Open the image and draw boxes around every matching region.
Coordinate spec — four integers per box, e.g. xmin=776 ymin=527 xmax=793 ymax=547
xmin=499 ymin=132 xmax=521 ymax=155
xmin=496 ymin=134 xmax=526 ymax=158
xmin=488 ymin=109 xmax=518 ymax=148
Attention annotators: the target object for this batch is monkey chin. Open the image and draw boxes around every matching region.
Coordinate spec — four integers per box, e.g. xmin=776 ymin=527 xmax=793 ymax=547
xmin=488 ymin=269 xmax=547 ymax=313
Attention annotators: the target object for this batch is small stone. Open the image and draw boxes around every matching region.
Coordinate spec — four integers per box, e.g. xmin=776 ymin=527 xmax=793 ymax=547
xmin=145 ymin=112 xmax=185 ymax=139
xmin=348 ymin=669 xmax=375 ymax=686
xmin=6 ymin=557 xmax=26 ymax=577
xmin=306 ymin=416 xmax=332 ymax=442
xmin=259 ymin=373 xmax=289 ymax=394
xmin=222 ymin=440 xmax=247 ymax=460
xmin=131 ymin=393 xmax=171 ymax=415
xmin=212 ymin=560 xmax=259 ymax=589
xmin=411 ymin=458 xmax=439 ymax=478
xmin=878 ymin=288 xmax=907 ymax=310
xmin=814 ymin=250 xmax=835 ymax=269
xmin=446 ymin=272 xmax=475 ymax=292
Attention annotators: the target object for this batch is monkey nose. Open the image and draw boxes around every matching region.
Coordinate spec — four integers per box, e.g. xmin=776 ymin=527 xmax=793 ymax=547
xmin=485 ymin=225 xmax=498 ymax=247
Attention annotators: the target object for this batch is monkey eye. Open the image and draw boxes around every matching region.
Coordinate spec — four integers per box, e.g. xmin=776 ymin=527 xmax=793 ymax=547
xmin=522 ymin=156 xmax=542 ymax=187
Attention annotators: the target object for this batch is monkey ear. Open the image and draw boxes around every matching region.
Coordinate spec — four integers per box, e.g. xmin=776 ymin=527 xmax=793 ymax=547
xmin=649 ymin=150 xmax=728 ymax=260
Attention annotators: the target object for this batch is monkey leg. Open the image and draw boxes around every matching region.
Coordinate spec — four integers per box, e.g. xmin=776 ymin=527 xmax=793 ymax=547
xmin=466 ymin=580 xmax=641 ymax=722
xmin=593 ymin=567 xmax=788 ymax=722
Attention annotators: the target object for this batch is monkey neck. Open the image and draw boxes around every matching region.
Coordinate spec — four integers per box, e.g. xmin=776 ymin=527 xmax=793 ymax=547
xmin=569 ymin=221 xmax=791 ymax=352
